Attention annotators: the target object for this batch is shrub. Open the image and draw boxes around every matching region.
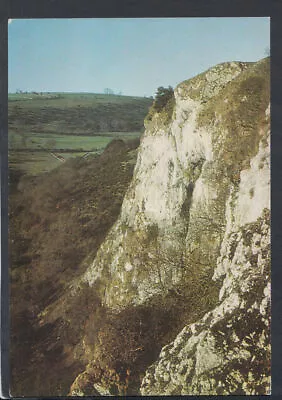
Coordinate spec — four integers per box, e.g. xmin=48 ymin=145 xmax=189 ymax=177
xmin=154 ymin=86 xmax=174 ymax=112
xmin=89 ymin=302 xmax=180 ymax=395
xmin=145 ymin=86 xmax=175 ymax=123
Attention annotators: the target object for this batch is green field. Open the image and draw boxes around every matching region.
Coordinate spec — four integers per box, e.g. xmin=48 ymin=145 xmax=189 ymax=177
xmin=9 ymin=132 xmax=140 ymax=175
xmin=8 ymin=92 xmax=152 ymax=135
xmin=9 ymin=131 xmax=112 ymax=150
xmin=8 ymin=92 xmax=151 ymax=175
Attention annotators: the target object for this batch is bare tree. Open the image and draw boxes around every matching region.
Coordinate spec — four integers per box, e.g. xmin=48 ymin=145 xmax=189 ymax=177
xmin=104 ymin=88 xmax=114 ymax=95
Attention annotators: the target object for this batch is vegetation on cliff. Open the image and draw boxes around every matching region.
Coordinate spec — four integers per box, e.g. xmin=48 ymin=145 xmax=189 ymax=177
xmin=145 ymin=86 xmax=176 ymax=125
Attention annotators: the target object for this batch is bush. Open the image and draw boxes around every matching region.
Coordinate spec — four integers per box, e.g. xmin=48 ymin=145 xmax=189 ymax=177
xmin=154 ymin=86 xmax=174 ymax=112
xmin=88 ymin=302 xmax=179 ymax=395
xmin=145 ymin=86 xmax=175 ymax=123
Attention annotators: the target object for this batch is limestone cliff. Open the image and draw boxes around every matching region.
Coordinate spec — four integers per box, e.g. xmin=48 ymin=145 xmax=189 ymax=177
xmin=141 ymin=146 xmax=270 ymax=395
xmin=80 ymin=58 xmax=269 ymax=304
xmin=70 ymin=57 xmax=270 ymax=395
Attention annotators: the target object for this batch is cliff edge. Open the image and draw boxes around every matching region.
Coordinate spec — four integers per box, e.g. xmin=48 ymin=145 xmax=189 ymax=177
xmin=68 ymin=58 xmax=270 ymax=395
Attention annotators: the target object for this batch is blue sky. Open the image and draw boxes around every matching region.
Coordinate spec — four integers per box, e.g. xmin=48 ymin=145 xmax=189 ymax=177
xmin=8 ymin=18 xmax=270 ymax=96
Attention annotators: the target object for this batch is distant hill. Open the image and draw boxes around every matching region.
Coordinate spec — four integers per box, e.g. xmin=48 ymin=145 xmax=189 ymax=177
xmin=8 ymin=93 xmax=153 ymax=135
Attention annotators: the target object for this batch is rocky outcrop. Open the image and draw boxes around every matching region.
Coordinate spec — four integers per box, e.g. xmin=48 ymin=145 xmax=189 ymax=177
xmin=70 ymin=57 xmax=270 ymax=395
xmin=79 ymin=58 xmax=269 ymax=306
xmin=141 ymin=147 xmax=270 ymax=395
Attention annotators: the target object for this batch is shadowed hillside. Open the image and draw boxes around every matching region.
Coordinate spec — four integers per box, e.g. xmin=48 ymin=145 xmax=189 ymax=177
xmin=9 ymin=139 xmax=140 ymax=396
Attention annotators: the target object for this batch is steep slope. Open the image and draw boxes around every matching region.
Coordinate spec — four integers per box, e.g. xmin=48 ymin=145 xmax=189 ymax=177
xmin=75 ymin=59 xmax=269 ymax=308
xmin=141 ymin=146 xmax=270 ymax=395
xmin=9 ymin=139 xmax=140 ymax=396
xmin=67 ymin=57 xmax=270 ymax=395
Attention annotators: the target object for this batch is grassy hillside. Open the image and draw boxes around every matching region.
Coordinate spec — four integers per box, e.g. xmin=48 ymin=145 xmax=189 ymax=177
xmin=8 ymin=92 xmax=152 ymax=175
xmin=8 ymin=92 xmax=152 ymax=135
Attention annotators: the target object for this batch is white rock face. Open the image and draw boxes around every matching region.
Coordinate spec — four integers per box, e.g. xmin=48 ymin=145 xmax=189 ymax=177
xmin=140 ymin=59 xmax=270 ymax=395
xmin=233 ymin=137 xmax=270 ymax=227
xmin=72 ymin=57 xmax=270 ymax=396
xmin=141 ymin=146 xmax=270 ymax=394
xmin=81 ymin=61 xmax=259 ymax=309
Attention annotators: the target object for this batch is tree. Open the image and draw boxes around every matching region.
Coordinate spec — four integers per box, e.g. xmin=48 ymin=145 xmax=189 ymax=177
xmin=154 ymin=86 xmax=174 ymax=112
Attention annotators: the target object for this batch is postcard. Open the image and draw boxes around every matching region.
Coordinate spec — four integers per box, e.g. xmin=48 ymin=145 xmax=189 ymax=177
xmin=7 ymin=17 xmax=270 ymax=397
